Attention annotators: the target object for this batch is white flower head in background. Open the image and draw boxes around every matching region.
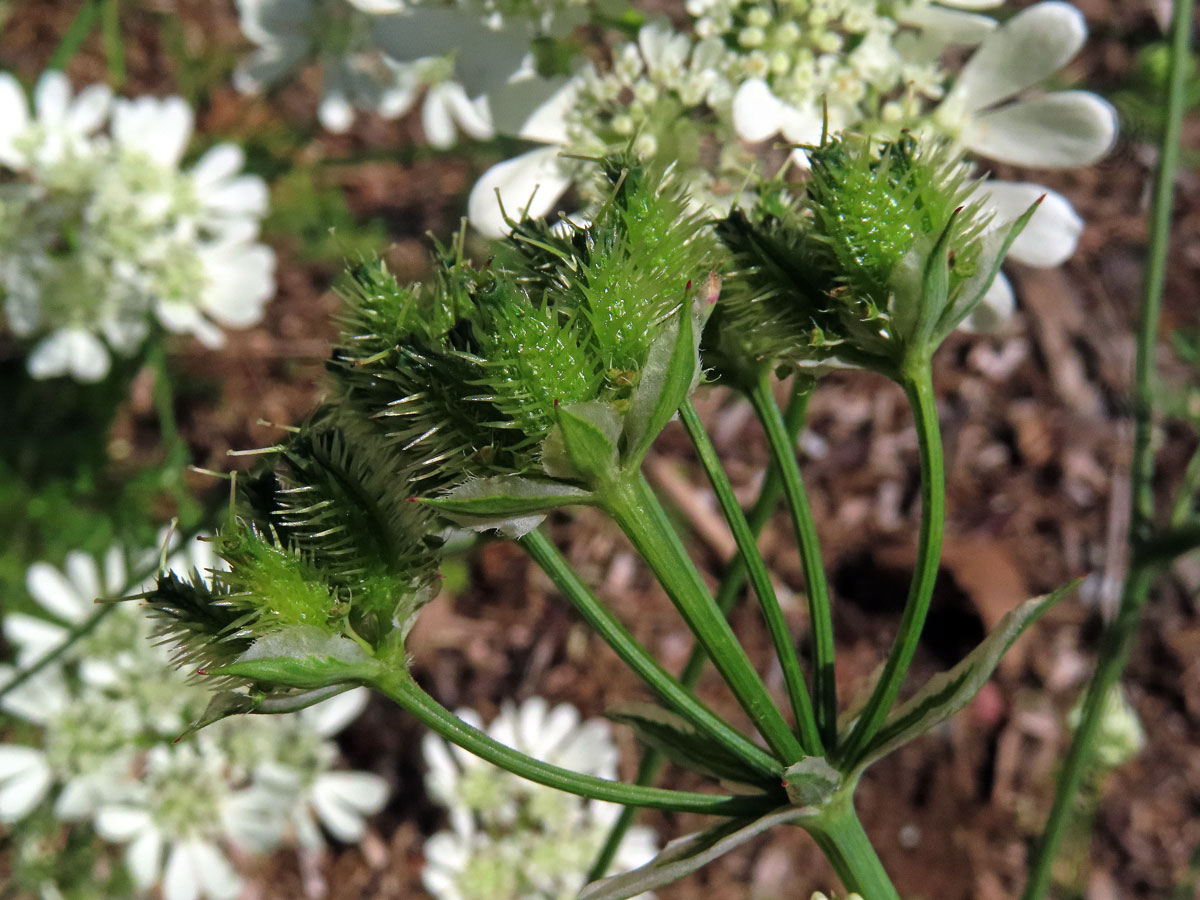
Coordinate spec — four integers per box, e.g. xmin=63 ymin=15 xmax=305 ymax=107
xmin=0 ymin=71 xmax=275 ymax=382
xmin=233 ymin=0 xmax=418 ymax=131
xmin=421 ymin=697 xmax=658 ymax=900
xmin=0 ymin=534 xmax=387 ymax=900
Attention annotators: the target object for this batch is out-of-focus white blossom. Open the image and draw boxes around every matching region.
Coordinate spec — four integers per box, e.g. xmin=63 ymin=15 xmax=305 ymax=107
xmin=1068 ymin=685 xmax=1146 ymax=770
xmin=0 ymin=72 xmax=275 ymax=382
xmin=0 ymin=534 xmax=387 ymax=899
xmin=421 ymin=697 xmax=658 ymax=900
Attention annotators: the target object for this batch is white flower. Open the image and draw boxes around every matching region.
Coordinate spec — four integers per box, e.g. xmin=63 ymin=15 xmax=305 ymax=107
xmin=933 ymin=2 xmax=1117 ymax=169
xmin=0 ymin=70 xmax=109 ymax=169
xmin=421 ymin=698 xmax=658 ymax=900
xmin=251 ymin=688 xmax=390 ymax=847
xmin=0 ymin=74 xmax=275 ymax=381
xmin=94 ymin=741 xmax=264 ymax=900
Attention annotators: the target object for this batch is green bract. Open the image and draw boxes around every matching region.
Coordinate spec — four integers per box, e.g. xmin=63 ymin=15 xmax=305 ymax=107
xmin=143 ymin=417 xmax=442 ymax=703
xmin=712 ymin=134 xmax=1038 ymax=381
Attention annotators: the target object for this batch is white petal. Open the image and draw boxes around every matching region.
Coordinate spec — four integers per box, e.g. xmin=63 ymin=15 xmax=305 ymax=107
xmin=26 ymin=329 xmax=107 ymax=382
xmin=26 ymin=560 xmax=89 ymax=623
xmin=0 ymin=72 xmax=31 ymax=164
xmin=422 ymin=87 xmax=458 ymax=149
xmin=113 ymin=96 xmax=194 ymax=166
xmin=487 ymin=76 xmax=574 ymax=142
xmin=316 ymin=771 xmax=388 ymax=814
xmin=964 ymin=91 xmax=1118 ymax=168
xmin=346 ymin=0 xmax=406 ymax=11
xmin=963 ymin=272 xmax=1016 ymax=332
xmin=899 ymin=6 xmax=997 ymax=47
xmin=731 ymin=78 xmax=785 ymax=143
xmin=66 ymin=83 xmax=112 ymax=135
xmin=318 ymin=91 xmax=355 ymax=133
xmin=163 ymin=842 xmax=201 ymax=900
xmin=3 ymin=613 xmax=66 ymax=657
xmin=103 ymin=544 xmax=128 ymax=595
xmin=0 ymin=744 xmax=44 ymax=778
xmin=306 ymin=687 xmax=369 ymax=736
xmin=311 ymin=777 xmax=377 ymax=841
xmin=96 ymin=805 xmax=154 ymax=841
xmin=189 ymin=144 xmax=245 ymax=190
xmin=951 ymin=1 xmax=1087 ymax=113
xmin=191 ymin=840 xmax=242 ymax=900
xmin=442 ymin=84 xmax=494 ymax=141
xmin=233 ymin=39 xmax=309 ymax=93
xmin=936 ymin=0 xmax=1003 ymax=8
xmin=65 ymin=551 xmax=102 ymax=610
xmin=203 ymin=175 xmax=270 ymax=218
xmin=0 ymin=749 xmax=51 ymax=822
xmin=467 ymin=147 xmax=572 ymax=238
xmin=980 ymin=181 xmax=1083 ymax=267
xmin=126 ymin=827 xmax=164 ymax=890
xmin=34 ymin=71 xmax=70 ymax=123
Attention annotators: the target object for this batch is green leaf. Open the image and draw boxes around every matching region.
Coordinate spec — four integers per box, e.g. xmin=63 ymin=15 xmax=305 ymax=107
xmin=781 ymin=756 xmax=842 ymax=807
xmin=183 ymin=690 xmax=264 ymax=737
xmin=848 ymin=580 xmax=1079 ymax=773
xmin=580 ymin=805 xmax=814 ymax=900
xmin=934 ymin=197 xmax=1040 ymax=342
xmin=622 ymin=301 xmax=702 ymax=467
xmin=422 ymin=477 xmax=594 ymax=537
xmin=606 ymin=702 xmax=770 ymax=787
xmin=541 ymin=401 xmax=621 ymax=482
xmin=211 ymin=626 xmax=380 ymax=689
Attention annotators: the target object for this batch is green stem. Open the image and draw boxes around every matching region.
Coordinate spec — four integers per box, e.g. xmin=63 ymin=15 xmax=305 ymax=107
xmin=1020 ymin=566 xmax=1153 ymax=900
xmin=1021 ymin=1 xmax=1193 ymax=895
xmin=604 ymin=473 xmax=805 ymax=763
xmin=1169 ymin=440 xmax=1200 ymax=527
xmin=840 ymin=364 xmax=945 ymax=766
xmin=589 ymin=383 xmax=812 ymax=880
xmin=804 ymin=794 xmax=901 ymax=900
xmin=101 ymin=0 xmax=125 ymax=88
xmin=373 ymin=669 xmax=773 ymax=815
xmin=519 ymin=528 xmax=781 ymax=780
xmin=680 ymin=397 xmax=823 ymax=754
xmin=749 ymin=374 xmax=838 ymax=749
xmin=47 ymin=0 xmax=103 ymax=71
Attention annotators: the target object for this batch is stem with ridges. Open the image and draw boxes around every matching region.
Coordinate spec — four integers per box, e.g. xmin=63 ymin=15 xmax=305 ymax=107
xmin=804 ymin=791 xmax=901 ymax=900
xmin=1021 ymin=0 xmax=1193 ymax=894
xmin=839 ymin=362 xmax=945 ymax=766
xmin=749 ymin=374 xmax=838 ymax=748
xmin=680 ymin=397 xmax=823 ymax=754
xmin=588 ymin=381 xmax=812 ymax=880
xmin=519 ymin=527 xmax=781 ymax=780
xmin=603 ymin=472 xmax=805 ymax=763
xmin=373 ymin=669 xmax=774 ymax=815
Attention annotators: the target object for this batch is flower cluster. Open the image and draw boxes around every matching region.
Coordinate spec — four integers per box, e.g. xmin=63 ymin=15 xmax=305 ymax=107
xmin=0 ymin=534 xmax=387 ymax=900
xmin=469 ymin=1 xmax=1116 ymax=316
xmin=0 ymin=71 xmax=275 ymax=382
xmin=233 ymin=0 xmax=574 ymax=139
xmin=421 ymin=697 xmax=658 ymax=900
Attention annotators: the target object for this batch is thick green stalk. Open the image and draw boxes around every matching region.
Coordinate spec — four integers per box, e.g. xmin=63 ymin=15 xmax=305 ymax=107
xmin=804 ymin=793 xmax=901 ymax=900
xmin=589 ymin=384 xmax=812 ymax=880
xmin=519 ymin=528 xmax=781 ymax=780
xmin=840 ymin=364 xmax=945 ymax=766
xmin=102 ymin=0 xmax=125 ymax=87
xmin=603 ymin=473 xmax=805 ymax=763
xmin=680 ymin=397 xmax=823 ymax=754
xmin=749 ymin=374 xmax=838 ymax=748
xmin=373 ymin=669 xmax=772 ymax=815
xmin=1021 ymin=2 xmax=1193 ymax=896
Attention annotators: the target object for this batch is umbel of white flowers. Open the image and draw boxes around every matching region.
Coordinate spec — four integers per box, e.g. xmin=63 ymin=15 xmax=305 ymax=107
xmin=0 ymin=534 xmax=387 ymax=900
xmin=422 ymin=698 xmax=659 ymax=900
xmin=0 ymin=72 xmax=275 ymax=382
xmin=465 ymin=1 xmax=1115 ymax=324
